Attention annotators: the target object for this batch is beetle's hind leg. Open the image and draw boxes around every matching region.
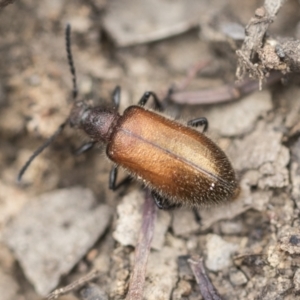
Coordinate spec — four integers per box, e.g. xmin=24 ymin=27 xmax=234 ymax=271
xmin=109 ymin=166 xmax=132 ymax=191
xmin=151 ymin=191 xmax=181 ymax=210
xmin=187 ymin=117 xmax=208 ymax=133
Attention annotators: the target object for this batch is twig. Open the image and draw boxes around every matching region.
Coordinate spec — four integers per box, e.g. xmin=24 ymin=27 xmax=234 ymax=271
xmin=188 ymin=256 xmax=222 ymax=300
xmin=126 ymin=190 xmax=157 ymax=300
xmin=175 ymin=60 xmax=212 ymax=91
xmin=236 ymin=0 xmax=286 ymax=81
xmin=171 ymin=71 xmax=282 ymax=105
xmin=47 ymin=270 xmax=100 ymax=300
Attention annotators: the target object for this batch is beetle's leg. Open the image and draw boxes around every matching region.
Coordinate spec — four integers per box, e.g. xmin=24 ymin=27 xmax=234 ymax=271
xmin=164 ymin=85 xmax=175 ymax=102
xmin=74 ymin=141 xmax=96 ymax=155
xmin=109 ymin=166 xmax=118 ymax=190
xmin=193 ymin=208 xmax=202 ymax=223
xmin=112 ymin=86 xmax=121 ymax=109
xmin=187 ymin=117 xmax=208 ymax=133
xmin=17 ymin=122 xmax=67 ymax=182
xmin=138 ymin=91 xmax=162 ymax=111
xmin=109 ymin=166 xmax=132 ymax=190
xmin=151 ymin=191 xmax=181 ymax=210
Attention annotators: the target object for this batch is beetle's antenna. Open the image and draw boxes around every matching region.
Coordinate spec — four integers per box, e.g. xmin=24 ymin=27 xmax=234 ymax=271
xmin=66 ymin=24 xmax=78 ymax=100
xmin=17 ymin=25 xmax=79 ymax=182
xmin=17 ymin=123 xmax=67 ymax=182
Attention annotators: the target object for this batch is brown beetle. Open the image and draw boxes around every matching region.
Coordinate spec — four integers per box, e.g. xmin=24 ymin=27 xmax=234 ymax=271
xmin=18 ymin=25 xmax=239 ymax=210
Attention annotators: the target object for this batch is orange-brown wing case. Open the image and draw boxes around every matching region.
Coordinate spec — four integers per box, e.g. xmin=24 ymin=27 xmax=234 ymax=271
xmin=107 ymin=106 xmax=238 ymax=207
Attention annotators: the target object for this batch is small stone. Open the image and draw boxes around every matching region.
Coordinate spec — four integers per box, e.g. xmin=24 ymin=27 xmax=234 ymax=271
xmin=280 ymin=228 xmax=300 ymax=254
xmin=293 ymin=268 xmax=300 ymax=292
xmin=277 ymin=277 xmax=292 ymax=295
xmin=229 ymin=121 xmax=284 ymax=171
xmin=229 ymin=268 xmax=248 ymax=286
xmin=267 ymin=245 xmax=284 ymax=268
xmin=113 ymin=191 xmax=143 ymax=247
xmin=143 ymin=246 xmax=179 ymax=300
xmin=220 ymin=221 xmax=243 ymax=235
xmin=113 ymin=190 xmax=171 ymax=250
xmin=103 ymin=0 xmax=210 ymax=47
xmin=203 ymin=90 xmax=273 ymax=137
xmin=291 ymin=136 xmax=300 ymax=208
xmin=172 ymin=280 xmax=192 ymax=299
xmin=3 ymin=187 xmax=112 ymax=296
xmin=172 ymin=208 xmax=199 ymax=237
xmin=258 ymin=146 xmax=289 ymax=189
xmin=186 ymin=236 xmax=198 ymax=251
xmin=152 ymin=210 xmax=171 ymax=250
xmin=206 ymin=234 xmax=238 ymax=271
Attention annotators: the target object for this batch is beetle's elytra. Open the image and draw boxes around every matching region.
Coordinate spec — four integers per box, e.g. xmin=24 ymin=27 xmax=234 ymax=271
xmin=18 ymin=25 xmax=239 ymax=210
xmin=109 ymin=106 xmax=237 ymax=207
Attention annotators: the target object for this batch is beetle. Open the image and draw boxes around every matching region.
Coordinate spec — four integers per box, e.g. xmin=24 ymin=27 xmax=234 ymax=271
xmin=18 ymin=25 xmax=239 ymax=210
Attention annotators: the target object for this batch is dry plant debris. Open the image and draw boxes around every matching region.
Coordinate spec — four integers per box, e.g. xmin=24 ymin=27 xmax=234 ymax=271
xmin=188 ymin=256 xmax=222 ymax=300
xmin=48 ymin=270 xmax=101 ymax=300
xmin=236 ymin=0 xmax=300 ymax=84
xmin=126 ymin=190 xmax=157 ymax=300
